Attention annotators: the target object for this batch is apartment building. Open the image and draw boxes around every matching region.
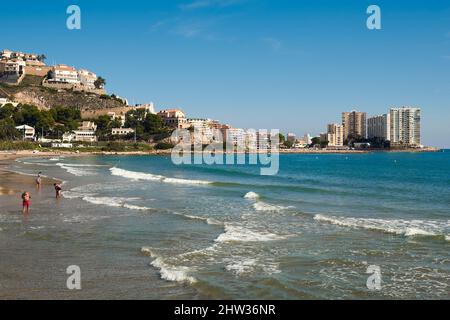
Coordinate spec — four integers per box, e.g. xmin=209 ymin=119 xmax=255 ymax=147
xmin=0 ymin=59 xmax=26 ymax=77
xmin=326 ymin=123 xmax=344 ymax=147
xmin=63 ymin=121 xmax=98 ymax=142
xmin=367 ymin=114 xmax=390 ymax=140
xmin=78 ymin=69 xmax=97 ymax=89
xmin=390 ymin=107 xmax=421 ymax=147
xmin=221 ymin=128 xmax=245 ymax=147
xmin=342 ymin=110 xmax=367 ymax=141
xmin=48 ymin=64 xmax=80 ymax=84
xmin=157 ymin=109 xmax=188 ymax=129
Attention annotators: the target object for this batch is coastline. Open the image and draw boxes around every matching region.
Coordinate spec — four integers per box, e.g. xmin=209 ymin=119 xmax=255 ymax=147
xmin=0 ymin=146 xmax=442 ymax=163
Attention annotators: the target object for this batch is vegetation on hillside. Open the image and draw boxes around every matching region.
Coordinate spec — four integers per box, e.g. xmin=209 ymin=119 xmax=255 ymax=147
xmin=0 ymin=102 xmax=172 ymax=144
xmin=0 ymin=103 xmax=81 ymax=140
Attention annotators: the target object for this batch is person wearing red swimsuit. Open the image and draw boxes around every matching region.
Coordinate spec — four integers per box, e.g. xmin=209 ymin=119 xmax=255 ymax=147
xmin=22 ymin=191 xmax=31 ymax=214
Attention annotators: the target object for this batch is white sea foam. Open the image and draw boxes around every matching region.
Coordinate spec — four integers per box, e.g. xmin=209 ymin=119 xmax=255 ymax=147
xmin=314 ymin=214 xmax=450 ymax=239
xmin=182 ymin=214 xmax=223 ymax=225
xmin=56 ymin=163 xmax=106 ymax=167
xmin=215 ymin=224 xmax=288 ymax=243
xmin=123 ymin=203 xmax=152 ymax=211
xmin=56 ymin=163 xmax=97 ymax=176
xmin=63 ymin=190 xmax=150 ymax=211
xmin=29 ymin=162 xmax=54 ymax=166
xmin=81 ymin=196 xmax=151 ymax=211
xmin=244 ymin=191 xmax=260 ymax=199
xmin=110 ymin=167 xmax=211 ymax=185
xmin=141 ymin=247 xmax=197 ymax=284
xmin=252 ymin=201 xmax=291 ymax=212
xmin=225 ymin=258 xmax=281 ymax=276
xmin=62 ymin=191 xmax=84 ymax=199
xmin=225 ymin=258 xmax=257 ymax=275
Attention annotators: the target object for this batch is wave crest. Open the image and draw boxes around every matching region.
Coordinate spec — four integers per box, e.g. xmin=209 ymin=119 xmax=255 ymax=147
xmin=244 ymin=192 xmax=260 ymax=199
xmin=110 ymin=167 xmax=211 ymax=185
xmin=314 ymin=214 xmax=450 ymax=240
xmin=215 ymin=224 xmax=288 ymax=243
xmin=141 ymin=247 xmax=197 ymax=284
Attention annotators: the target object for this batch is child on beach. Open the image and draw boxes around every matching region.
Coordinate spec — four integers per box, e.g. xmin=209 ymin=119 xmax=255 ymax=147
xmin=35 ymin=172 xmax=42 ymax=189
xmin=54 ymin=183 xmax=62 ymax=199
xmin=22 ymin=191 xmax=31 ymax=214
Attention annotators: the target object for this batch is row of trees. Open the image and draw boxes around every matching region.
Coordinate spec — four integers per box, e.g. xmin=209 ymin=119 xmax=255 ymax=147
xmin=95 ymin=109 xmax=170 ymax=141
xmin=0 ymin=103 xmax=173 ymax=142
xmin=0 ymin=104 xmax=82 ymax=140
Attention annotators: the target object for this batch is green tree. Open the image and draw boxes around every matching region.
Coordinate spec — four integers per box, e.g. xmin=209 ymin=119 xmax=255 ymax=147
xmin=283 ymin=140 xmax=293 ymax=148
xmin=0 ymin=118 xmax=20 ymax=140
xmin=143 ymin=113 xmax=165 ymax=134
xmin=35 ymin=111 xmax=55 ymax=136
xmin=94 ymin=76 xmax=106 ymax=89
xmin=37 ymin=54 xmax=47 ymax=62
xmin=50 ymin=105 xmax=81 ymax=131
xmin=125 ymin=109 xmax=146 ymax=128
xmin=310 ymin=137 xmax=321 ymax=147
xmin=94 ymin=115 xmax=113 ymax=140
xmin=0 ymin=104 xmax=16 ymax=120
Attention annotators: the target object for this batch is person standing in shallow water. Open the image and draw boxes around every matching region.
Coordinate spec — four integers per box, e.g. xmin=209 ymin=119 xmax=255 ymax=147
xmin=54 ymin=183 xmax=62 ymax=199
xmin=22 ymin=191 xmax=31 ymax=214
xmin=35 ymin=172 xmax=42 ymax=189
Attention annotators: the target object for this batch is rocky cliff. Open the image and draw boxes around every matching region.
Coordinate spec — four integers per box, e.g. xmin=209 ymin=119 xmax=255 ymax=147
xmin=0 ymin=76 xmax=130 ymax=118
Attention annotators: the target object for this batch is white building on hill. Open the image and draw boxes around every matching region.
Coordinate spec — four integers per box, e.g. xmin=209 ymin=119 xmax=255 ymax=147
xmin=48 ymin=64 xmax=80 ymax=84
xmin=78 ymin=69 xmax=97 ymax=89
xmin=15 ymin=125 xmax=35 ymax=140
xmin=112 ymin=128 xmax=135 ymax=136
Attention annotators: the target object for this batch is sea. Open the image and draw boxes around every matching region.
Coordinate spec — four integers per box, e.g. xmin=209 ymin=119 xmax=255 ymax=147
xmin=0 ymin=151 xmax=449 ymax=299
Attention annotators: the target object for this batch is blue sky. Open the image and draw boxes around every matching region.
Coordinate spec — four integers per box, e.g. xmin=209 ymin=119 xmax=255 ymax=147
xmin=2 ymin=0 xmax=450 ymax=147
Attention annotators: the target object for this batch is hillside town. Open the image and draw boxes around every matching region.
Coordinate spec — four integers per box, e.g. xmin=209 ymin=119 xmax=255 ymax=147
xmin=0 ymin=49 xmax=426 ymax=151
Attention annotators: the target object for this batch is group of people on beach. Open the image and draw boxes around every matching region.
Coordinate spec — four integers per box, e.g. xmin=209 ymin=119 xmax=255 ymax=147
xmin=21 ymin=172 xmax=62 ymax=214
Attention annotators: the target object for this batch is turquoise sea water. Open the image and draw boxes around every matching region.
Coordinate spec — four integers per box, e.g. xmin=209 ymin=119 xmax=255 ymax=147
xmin=1 ymin=151 xmax=449 ymax=299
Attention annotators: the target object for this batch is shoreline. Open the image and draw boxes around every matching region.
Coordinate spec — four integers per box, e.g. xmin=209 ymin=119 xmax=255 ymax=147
xmin=0 ymin=146 xmax=443 ymax=162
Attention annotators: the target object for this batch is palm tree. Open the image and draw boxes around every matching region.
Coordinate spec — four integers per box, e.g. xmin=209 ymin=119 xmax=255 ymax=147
xmin=37 ymin=54 xmax=47 ymax=62
xmin=94 ymin=76 xmax=106 ymax=89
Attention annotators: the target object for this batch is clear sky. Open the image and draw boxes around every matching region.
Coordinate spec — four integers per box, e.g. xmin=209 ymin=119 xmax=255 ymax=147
xmin=2 ymin=0 xmax=450 ymax=147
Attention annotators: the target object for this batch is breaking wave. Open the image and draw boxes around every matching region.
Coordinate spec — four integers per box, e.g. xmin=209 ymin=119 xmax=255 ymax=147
xmin=314 ymin=214 xmax=450 ymax=240
xmin=56 ymin=163 xmax=101 ymax=176
xmin=110 ymin=167 xmax=211 ymax=185
xmin=62 ymin=191 xmax=151 ymax=211
xmin=252 ymin=201 xmax=292 ymax=212
xmin=141 ymin=247 xmax=197 ymax=284
xmin=225 ymin=258 xmax=281 ymax=276
xmin=215 ymin=223 xmax=289 ymax=243
xmin=244 ymin=191 xmax=260 ymax=199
